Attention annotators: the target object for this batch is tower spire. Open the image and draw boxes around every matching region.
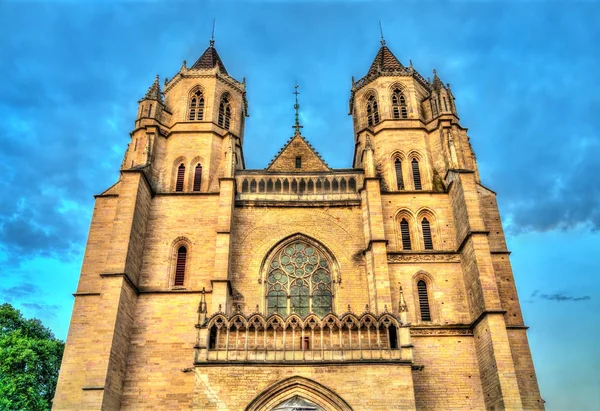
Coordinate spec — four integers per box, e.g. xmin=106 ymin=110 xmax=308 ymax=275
xmin=210 ymin=19 xmax=215 ymax=47
xmin=292 ymin=82 xmax=303 ymax=135
xmin=379 ymin=20 xmax=386 ymax=46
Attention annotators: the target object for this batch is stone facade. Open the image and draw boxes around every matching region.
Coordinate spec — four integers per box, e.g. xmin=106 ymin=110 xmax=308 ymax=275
xmin=53 ymin=39 xmax=544 ymax=410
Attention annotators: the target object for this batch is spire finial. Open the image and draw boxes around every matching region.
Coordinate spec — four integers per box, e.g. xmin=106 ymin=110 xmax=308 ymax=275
xmin=292 ymin=82 xmax=303 ymax=135
xmin=210 ymin=19 xmax=215 ymax=47
xmin=379 ymin=20 xmax=386 ymax=46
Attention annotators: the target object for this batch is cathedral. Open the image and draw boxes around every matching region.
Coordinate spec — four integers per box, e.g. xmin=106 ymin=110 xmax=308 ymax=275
xmin=53 ymin=34 xmax=544 ymax=410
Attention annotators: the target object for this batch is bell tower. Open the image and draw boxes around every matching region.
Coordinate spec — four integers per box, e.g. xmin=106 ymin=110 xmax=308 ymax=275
xmin=122 ymin=37 xmax=248 ymax=194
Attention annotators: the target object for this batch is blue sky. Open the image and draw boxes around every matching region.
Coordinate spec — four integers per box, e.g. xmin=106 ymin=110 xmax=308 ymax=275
xmin=0 ymin=0 xmax=598 ymax=409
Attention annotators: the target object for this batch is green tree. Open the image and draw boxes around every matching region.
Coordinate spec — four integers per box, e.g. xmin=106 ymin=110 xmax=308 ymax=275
xmin=0 ymin=303 xmax=65 ymax=411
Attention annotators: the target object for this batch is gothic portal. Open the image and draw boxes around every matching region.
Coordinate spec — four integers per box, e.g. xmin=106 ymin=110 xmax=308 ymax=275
xmin=53 ymin=36 xmax=544 ymax=410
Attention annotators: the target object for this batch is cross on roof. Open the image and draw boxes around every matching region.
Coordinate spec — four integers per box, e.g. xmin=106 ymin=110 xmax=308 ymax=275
xmin=293 ymin=83 xmax=303 ymax=135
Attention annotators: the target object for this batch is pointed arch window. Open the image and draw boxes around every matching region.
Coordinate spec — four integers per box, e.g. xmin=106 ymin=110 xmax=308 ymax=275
xmin=366 ymin=95 xmax=380 ymax=127
xmin=392 ymin=88 xmax=408 ymax=119
xmin=394 ymin=159 xmax=404 ymax=190
xmin=400 ymin=218 xmax=411 ymax=250
xmin=218 ymin=95 xmax=231 ymax=130
xmin=193 ymin=164 xmax=202 ymax=192
xmin=417 ymin=280 xmax=431 ymax=321
xmin=188 ymin=89 xmax=205 ymax=121
xmin=422 ymin=218 xmax=433 ymax=250
xmin=174 ymin=246 xmax=187 ymax=286
xmin=412 ymin=158 xmax=422 ymax=190
xmin=175 ymin=163 xmax=185 ymax=192
xmin=266 ymin=241 xmax=333 ymax=317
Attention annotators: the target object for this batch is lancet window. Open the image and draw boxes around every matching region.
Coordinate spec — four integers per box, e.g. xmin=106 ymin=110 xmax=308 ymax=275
xmin=188 ymin=89 xmax=205 ymax=121
xmin=218 ymin=94 xmax=231 ymax=130
xmin=422 ymin=217 xmax=433 ymax=250
xmin=174 ymin=246 xmax=187 ymax=286
xmin=412 ymin=158 xmax=422 ymax=190
xmin=366 ymin=94 xmax=380 ymax=127
xmin=400 ymin=218 xmax=411 ymax=250
xmin=193 ymin=164 xmax=202 ymax=192
xmin=417 ymin=280 xmax=431 ymax=321
xmin=394 ymin=159 xmax=404 ymax=190
xmin=175 ymin=164 xmax=185 ymax=192
xmin=266 ymin=241 xmax=333 ymax=317
xmin=392 ymin=88 xmax=408 ymax=119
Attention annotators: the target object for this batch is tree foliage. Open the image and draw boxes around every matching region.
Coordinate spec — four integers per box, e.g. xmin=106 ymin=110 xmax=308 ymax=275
xmin=0 ymin=303 xmax=65 ymax=411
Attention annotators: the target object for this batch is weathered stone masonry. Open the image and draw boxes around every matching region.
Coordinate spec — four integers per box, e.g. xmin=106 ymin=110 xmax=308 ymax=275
xmin=53 ymin=37 xmax=544 ymax=410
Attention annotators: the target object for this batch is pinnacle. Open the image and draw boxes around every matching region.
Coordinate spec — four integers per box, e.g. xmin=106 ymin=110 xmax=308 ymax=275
xmin=142 ymin=75 xmax=163 ymax=103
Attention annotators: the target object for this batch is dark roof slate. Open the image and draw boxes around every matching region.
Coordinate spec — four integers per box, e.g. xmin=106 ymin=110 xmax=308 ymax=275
xmin=367 ymin=45 xmax=404 ymax=77
xmin=191 ymin=43 xmax=228 ymax=74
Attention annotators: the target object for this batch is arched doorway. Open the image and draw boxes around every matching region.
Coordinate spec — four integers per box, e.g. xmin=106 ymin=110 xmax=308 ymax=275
xmin=245 ymin=376 xmax=352 ymax=411
xmin=272 ymin=395 xmax=322 ymax=411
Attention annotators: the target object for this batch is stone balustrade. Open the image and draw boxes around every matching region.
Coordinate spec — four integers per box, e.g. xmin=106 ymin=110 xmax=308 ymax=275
xmin=195 ymin=311 xmax=412 ymax=364
xmin=235 ymin=172 xmax=363 ymax=202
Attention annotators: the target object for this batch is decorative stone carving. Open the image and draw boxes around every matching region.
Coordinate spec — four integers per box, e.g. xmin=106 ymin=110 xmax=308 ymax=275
xmin=387 ymin=253 xmax=460 ymax=263
xmin=411 ymin=328 xmax=472 ymax=336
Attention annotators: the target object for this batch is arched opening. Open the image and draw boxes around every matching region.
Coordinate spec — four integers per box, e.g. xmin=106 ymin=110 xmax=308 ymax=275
xmin=174 ymin=246 xmax=187 ymax=286
xmin=193 ymin=164 xmax=202 ymax=192
xmin=245 ymin=376 xmax=353 ymax=411
xmin=175 ymin=163 xmax=185 ymax=192
xmin=264 ymin=235 xmax=336 ymax=318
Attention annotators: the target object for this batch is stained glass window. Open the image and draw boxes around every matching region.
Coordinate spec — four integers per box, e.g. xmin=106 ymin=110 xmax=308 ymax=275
xmin=266 ymin=241 xmax=333 ymax=317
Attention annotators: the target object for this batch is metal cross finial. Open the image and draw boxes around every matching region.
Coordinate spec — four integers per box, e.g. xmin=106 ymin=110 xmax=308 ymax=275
xmin=210 ymin=19 xmax=216 ymax=47
xmin=292 ymin=82 xmax=303 ymax=135
xmin=379 ymin=20 xmax=386 ymax=46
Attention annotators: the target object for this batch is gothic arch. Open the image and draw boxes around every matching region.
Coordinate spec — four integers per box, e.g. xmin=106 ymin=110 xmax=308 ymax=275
xmin=406 ymin=150 xmax=427 ymax=190
xmin=389 ymin=151 xmax=407 ymax=191
xmin=416 ymin=207 xmax=439 ymax=250
xmin=187 ymin=85 xmax=206 ymax=121
xmin=167 ymin=236 xmax=192 ymax=288
xmin=260 ymin=233 xmax=340 ymax=316
xmin=245 ymin=376 xmax=353 ymax=411
xmin=189 ymin=155 xmax=206 ymax=192
xmin=363 ymin=90 xmax=380 ymax=127
xmin=171 ymin=156 xmax=187 ymax=192
xmin=412 ymin=270 xmax=437 ymax=323
xmin=394 ymin=209 xmax=416 ymax=251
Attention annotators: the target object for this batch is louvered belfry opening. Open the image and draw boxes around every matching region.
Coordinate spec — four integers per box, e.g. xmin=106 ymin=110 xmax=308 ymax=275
xmin=366 ymin=95 xmax=379 ymax=127
xmin=395 ymin=159 xmax=404 ymax=190
xmin=400 ymin=218 xmax=411 ymax=250
xmin=174 ymin=246 xmax=187 ymax=286
xmin=219 ymin=95 xmax=230 ymax=129
xmin=193 ymin=164 xmax=202 ymax=192
xmin=422 ymin=218 xmax=433 ymax=250
xmin=412 ymin=158 xmax=422 ymax=190
xmin=417 ymin=280 xmax=431 ymax=321
xmin=224 ymin=106 xmax=231 ymax=130
xmin=175 ymin=164 xmax=185 ymax=192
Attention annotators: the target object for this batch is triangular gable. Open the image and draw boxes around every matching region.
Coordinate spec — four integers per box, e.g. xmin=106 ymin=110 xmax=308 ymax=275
xmin=266 ymin=134 xmax=330 ymax=172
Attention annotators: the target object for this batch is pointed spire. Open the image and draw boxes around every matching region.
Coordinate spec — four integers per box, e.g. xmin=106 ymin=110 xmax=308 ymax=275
xmin=367 ymin=42 xmax=404 ymax=77
xmin=398 ymin=284 xmax=408 ymax=313
xmin=379 ymin=20 xmax=386 ymax=46
xmin=432 ymin=68 xmax=445 ymax=90
xmin=292 ymin=82 xmax=303 ymax=135
xmin=210 ymin=19 xmax=215 ymax=47
xmin=141 ymin=75 xmax=163 ymax=103
xmin=191 ymin=28 xmax=228 ymax=74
